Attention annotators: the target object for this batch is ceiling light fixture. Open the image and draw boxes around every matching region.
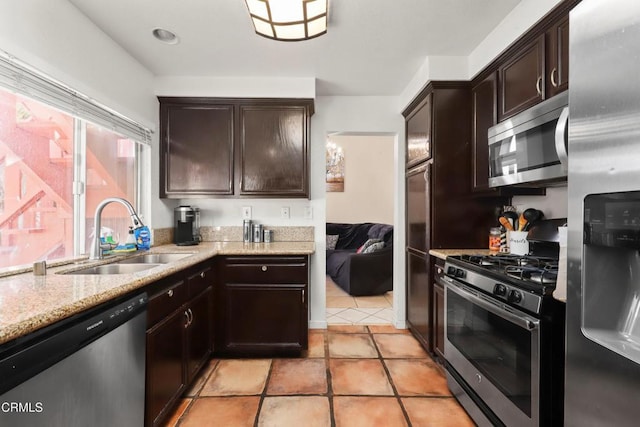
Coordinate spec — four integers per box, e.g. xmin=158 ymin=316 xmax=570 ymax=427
xmin=244 ymin=0 xmax=328 ymax=42
xmin=152 ymin=28 xmax=179 ymax=45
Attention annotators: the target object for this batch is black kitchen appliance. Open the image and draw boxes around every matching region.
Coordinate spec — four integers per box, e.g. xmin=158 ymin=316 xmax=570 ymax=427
xmin=174 ymin=205 xmax=201 ymax=246
xmin=441 ymin=219 xmax=565 ymax=427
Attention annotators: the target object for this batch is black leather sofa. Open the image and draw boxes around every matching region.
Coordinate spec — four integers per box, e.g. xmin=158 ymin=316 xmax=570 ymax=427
xmin=326 ymin=222 xmax=393 ymax=296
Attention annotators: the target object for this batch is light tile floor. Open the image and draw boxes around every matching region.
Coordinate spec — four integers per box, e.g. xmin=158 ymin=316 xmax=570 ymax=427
xmin=165 ymin=325 xmax=475 ymax=427
xmin=326 ymin=275 xmax=394 ymax=325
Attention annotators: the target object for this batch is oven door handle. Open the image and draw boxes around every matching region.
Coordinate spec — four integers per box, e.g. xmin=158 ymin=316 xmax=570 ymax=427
xmin=446 ymin=279 xmax=539 ymax=331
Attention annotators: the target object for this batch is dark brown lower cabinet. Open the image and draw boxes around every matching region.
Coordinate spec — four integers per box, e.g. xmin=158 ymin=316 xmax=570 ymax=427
xmin=145 ymin=265 xmax=214 ymax=427
xmin=216 ymin=255 xmax=309 ymax=356
xmin=406 ymin=249 xmax=430 ymax=350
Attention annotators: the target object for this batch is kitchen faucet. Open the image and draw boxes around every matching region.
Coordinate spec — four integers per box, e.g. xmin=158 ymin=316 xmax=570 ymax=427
xmin=90 ymin=197 xmax=144 ymax=260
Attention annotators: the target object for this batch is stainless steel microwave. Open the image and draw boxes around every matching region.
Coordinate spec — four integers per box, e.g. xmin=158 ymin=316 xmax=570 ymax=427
xmin=488 ymin=92 xmax=568 ymax=187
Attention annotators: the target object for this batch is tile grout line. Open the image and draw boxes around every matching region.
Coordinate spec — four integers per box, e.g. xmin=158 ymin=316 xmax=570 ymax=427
xmin=367 ymin=326 xmax=414 ymax=427
xmin=253 ymin=359 xmax=274 ymax=427
xmin=175 ymin=359 xmax=220 ymax=427
xmin=325 ymin=330 xmax=337 ymax=427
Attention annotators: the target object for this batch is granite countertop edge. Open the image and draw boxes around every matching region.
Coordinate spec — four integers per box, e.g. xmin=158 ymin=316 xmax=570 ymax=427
xmin=428 ymin=249 xmax=495 ymax=260
xmin=0 ymin=241 xmax=315 ymax=347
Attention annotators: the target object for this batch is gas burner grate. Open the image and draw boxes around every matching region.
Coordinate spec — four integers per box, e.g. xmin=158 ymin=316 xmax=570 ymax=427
xmin=505 ymin=263 xmax=558 ymax=285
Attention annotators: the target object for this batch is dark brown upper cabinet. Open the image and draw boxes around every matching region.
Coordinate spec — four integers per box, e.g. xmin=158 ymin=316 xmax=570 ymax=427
xmin=498 ymin=34 xmax=546 ymax=121
xmin=546 ymin=15 xmax=569 ymax=97
xmin=159 ymin=98 xmax=313 ymax=199
xmin=471 ymin=72 xmax=498 ymax=193
xmin=405 ymin=93 xmax=432 ymax=168
xmin=160 ymin=101 xmax=234 ymax=198
xmin=238 ymin=105 xmax=309 ymax=197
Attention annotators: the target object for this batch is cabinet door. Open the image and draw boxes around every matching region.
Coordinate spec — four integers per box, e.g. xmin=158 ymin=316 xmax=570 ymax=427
xmin=185 ymin=288 xmax=213 ymax=383
xmin=472 ymin=72 xmax=498 ymax=192
xmin=406 ymin=164 xmax=428 ymax=252
xmin=546 ymin=15 xmax=569 ymax=97
xmin=498 ymin=35 xmax=545 ymax=121
xmin=405 ymin=93 xmax=432 ymax=168
xmin=238 ymin=105 xmax=309 ymax=197
xmin=220 ymin=283 xmax=307 ymax=354
xmin=145 ymin=308 xmax=187 ymax=427
xmin=433 ymin=282 xmax=445 ymax=361
xmin=159 ymin=101 xmax=234 ymax=197
xmin=406 ymin=250 xmax=429 ymax=350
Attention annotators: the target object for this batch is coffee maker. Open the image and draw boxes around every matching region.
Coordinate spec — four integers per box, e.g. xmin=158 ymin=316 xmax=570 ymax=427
xmin=174 ymin=206 xmax=201 ymax=246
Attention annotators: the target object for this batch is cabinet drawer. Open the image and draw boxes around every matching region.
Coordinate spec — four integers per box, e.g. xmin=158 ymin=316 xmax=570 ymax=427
xmin=221 ymin=256 xmax=308 ymax=284
xmin=147 ymin=280 xmax=186 ymax=327
xmin=187 ymin=266 xmax=213 ymax=298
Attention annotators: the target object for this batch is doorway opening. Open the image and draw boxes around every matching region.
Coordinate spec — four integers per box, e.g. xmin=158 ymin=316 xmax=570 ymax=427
xmin=325 ymin=133 xmax=396 ymax=325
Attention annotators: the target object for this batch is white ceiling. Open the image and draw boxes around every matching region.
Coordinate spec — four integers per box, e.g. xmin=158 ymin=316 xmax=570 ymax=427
xmin=67 ymin=0 xmax=521 ymax=96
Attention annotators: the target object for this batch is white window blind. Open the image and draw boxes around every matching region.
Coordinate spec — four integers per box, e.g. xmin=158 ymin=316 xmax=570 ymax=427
xmin=0 ymin=51 xmax=152 ymax=145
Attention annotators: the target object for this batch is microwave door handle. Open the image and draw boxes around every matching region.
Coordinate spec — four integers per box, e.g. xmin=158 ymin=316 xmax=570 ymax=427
xmin=555 ymin=106 xmax=569 ymax=171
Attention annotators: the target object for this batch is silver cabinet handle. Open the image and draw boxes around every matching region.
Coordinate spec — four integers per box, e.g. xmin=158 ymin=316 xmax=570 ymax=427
xmin=535 ymin=76 xmax=542 ymax=96
xmin=184 ymin=310 xmax=190 ymax=328
xmin=167 ymin=289 xmax=174 ymax=297
xmin=261 ymin=265 xmax=268 ymax=272
xmin=302 ymin=289 xmax=305 ymax=304
xmin=200 ymin=271 xmax=205 ymax=279
xmin=188 ymin=308 xmax=193 ymax=326
xmin=550 ymin=67 xmax=558 ymax=87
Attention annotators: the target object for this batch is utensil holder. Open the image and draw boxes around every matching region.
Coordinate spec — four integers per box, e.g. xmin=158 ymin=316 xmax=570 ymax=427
xmin=509 ymin=231 xmax=529 ymax=255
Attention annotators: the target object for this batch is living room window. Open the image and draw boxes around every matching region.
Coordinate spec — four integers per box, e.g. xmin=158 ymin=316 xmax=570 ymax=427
xmin=0 ymin=54 xmax=151 ymax=269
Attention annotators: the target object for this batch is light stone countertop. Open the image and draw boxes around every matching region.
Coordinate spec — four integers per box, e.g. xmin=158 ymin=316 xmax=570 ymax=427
xmin=429 ymin=249 xmax=495 ymax=260
xmin=0 ymin=241 xmax=315 ymax=346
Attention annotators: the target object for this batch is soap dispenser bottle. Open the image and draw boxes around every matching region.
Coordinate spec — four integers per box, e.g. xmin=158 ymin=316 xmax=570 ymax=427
xmin=126 ymin=226 xmax=136 ymax=245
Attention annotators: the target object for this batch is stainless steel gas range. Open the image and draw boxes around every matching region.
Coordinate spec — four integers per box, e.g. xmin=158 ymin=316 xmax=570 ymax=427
xmin=440 ymin=247 xmax=565 ymax=427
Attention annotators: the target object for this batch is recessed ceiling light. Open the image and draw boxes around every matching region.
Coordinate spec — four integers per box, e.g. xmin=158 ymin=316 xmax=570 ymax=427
xmin=152 ymin=28 xmax=179 ymax=45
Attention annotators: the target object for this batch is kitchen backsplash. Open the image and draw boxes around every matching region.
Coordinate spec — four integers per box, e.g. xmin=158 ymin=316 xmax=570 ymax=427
xmin=511 ymin=185 xmax=568 ymax=220
xmin=152 ymin=226 xmax=314 ymax=245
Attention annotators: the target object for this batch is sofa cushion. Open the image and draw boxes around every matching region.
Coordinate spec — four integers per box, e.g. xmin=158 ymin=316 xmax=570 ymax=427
xmin=327 ymin=223 xmax=374 ymax=250
xmin=326 ymin=234 xmax=339 ymax=250
xmin=368 ymin=223 xmax=393 ymax=245
xmin=357 ymin=238 xmax=382 ymax=254
xmin=362 ymin=241 xmax=385 ymax=253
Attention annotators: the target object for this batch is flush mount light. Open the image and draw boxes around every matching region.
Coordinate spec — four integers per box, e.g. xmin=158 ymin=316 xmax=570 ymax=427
xmin=152 ymin=28 xmax=179 ymax=44
xmin=244 ymin=0 xmax=328 ymax=41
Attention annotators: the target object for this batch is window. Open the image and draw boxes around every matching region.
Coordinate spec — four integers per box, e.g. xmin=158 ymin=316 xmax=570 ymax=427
xmin=0 ymin=58 xmax=150 ymax=269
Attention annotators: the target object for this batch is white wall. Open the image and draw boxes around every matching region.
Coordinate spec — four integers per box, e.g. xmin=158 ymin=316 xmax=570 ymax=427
xmin=326 ymin=134 xmax=395 ymax=225
xmin=512 ymin=186 xmax=568 ymax=220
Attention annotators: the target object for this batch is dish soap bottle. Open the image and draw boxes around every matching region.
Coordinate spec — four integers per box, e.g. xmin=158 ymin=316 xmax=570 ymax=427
xmin=134 ymin=226 xmax=151 ymax=250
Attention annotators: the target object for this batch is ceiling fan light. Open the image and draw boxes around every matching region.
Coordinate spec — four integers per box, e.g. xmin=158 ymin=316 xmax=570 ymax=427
xmin=244 ymin=0 xmax=328 ymax=41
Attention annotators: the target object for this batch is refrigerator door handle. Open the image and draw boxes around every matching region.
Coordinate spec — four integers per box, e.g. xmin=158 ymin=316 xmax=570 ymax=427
xmin=555 ymin=106 xmax=569 ymax=171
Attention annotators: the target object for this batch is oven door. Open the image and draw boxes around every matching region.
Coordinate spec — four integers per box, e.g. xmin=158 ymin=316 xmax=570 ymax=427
xmin=444 ymin=277 xmax=540 ymax=427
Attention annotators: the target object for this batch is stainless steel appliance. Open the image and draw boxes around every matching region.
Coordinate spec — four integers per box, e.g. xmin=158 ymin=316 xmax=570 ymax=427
xmin=174 ymin=205 xmax=201 ymax=246
xmin=442 ymin=222 xmax=565 ymax=427
xmin=0 ymin=292 xmax=147 ymax=426
xmin=488 ymin=91 xmax=568 ymax=188
xmin=566 ymin=2 xmax=640 ymax=425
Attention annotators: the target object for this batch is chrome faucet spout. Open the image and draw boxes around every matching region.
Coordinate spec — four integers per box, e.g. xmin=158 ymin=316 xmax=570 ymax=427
xmin=90 ymin=197 xmax=144 ymax=260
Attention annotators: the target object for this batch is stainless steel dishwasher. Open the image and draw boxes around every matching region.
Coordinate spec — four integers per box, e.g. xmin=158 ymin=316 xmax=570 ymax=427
xmin=0 ymin=292 xmax=147 ymax=426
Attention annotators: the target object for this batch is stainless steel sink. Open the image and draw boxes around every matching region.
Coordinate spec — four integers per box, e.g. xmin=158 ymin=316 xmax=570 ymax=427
xmin=63 ymin=263 xmax=162 ymax=275
xmin=115 ymin=253 xmax=193 ymax=264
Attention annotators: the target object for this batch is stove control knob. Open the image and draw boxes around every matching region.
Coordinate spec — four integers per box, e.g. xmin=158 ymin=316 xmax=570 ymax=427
xmin=455 ymin=268 xmax=466 ymax=278
xmin=508 ymin=290 xmax=523 ymax=304
xmin=447 ymin=266 xmax=456 ymax=275
xmin=494 ymin=284 xmax=507 ymax=296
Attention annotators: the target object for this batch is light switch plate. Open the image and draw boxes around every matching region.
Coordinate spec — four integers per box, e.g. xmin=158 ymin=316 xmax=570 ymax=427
xmin=304 ymin=206 xmax=313 ymax=219
xmin=281 ymin=206 xmax=290 ymax=219
xmin=242 ymin=206 xmax=252 ymax=219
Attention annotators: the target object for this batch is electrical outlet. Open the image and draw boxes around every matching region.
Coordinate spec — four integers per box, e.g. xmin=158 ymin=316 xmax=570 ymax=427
xmin=304 ymin=206 xmax=313 ymax=219
xmin=242 ymin=206 xmax=252 ymax=219
xmin=281 ymin=206 xmax=290 ymax=219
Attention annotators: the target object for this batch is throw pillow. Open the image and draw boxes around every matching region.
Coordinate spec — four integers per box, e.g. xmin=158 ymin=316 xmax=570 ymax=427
xmin=326 ymin=234 xmax=339 ymax=250
xmin=357 ymin=238 xmax=382 ymax=254
xmin=362 ymin=241 xmax=385 ymax=254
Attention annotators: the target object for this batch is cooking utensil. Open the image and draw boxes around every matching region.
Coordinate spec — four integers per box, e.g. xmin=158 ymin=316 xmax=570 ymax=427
xmin=523 ymin=208 xmax=543 ymax=231
xmin=518 ymin=213 xmax=528 ymax=231
xmin=499 ymin=216 xmax=515 ymax=231
xmin=503 ymin=211 xmax=519 ymax=231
